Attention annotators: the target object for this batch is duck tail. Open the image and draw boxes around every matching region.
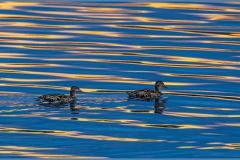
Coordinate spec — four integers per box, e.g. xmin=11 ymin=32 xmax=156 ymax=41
xmin=35 ymin=97 xmax=41 ymax=101
xmin=127 ymin=91 xmax=136 ymax=98
xmin=126 ymin=91 xmax=133 ymax=95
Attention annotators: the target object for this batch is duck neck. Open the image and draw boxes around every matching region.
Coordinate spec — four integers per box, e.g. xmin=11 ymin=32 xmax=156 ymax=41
xmin=70 ymin=91 xmax=76 ymax=97
xmin=155 ymin=86 xmax=161 ymax=92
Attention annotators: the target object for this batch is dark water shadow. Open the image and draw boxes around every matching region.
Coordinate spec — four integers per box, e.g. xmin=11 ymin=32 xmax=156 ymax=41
xmin=36 ymin=99 xmax=82 ymax=112
xmin=69 ymin=102 xmax=80 ymax=114
xmin=127 ymin=97 xmax=168 ymax=114
xmin=154 ymin=98 xmax=167 ymax=114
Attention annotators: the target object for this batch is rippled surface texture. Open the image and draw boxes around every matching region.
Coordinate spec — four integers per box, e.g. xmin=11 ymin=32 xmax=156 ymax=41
xmin=1 ymin=1 xmax=240 ymax=158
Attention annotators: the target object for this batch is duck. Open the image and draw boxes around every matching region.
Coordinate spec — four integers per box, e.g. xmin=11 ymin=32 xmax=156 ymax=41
xmin=36 ymin=86 xmax=83 ymax=104
xmin=127 ymin=80 xmax=168 ymax=100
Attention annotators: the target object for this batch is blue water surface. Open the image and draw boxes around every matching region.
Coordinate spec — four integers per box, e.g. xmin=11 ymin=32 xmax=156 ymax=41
xmin=0 ymin=1 xmax=240 ymax=158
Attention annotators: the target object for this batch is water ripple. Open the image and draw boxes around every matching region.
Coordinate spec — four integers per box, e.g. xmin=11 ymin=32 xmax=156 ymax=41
xmin=0 ymin=1 xmax=240 ymax=158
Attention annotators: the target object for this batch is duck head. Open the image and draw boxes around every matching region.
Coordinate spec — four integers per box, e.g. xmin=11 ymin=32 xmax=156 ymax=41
xmin=70 ymin=86 xmax=83 ymax=97
xmin=155 ymin=80 xmax=168 ymax=92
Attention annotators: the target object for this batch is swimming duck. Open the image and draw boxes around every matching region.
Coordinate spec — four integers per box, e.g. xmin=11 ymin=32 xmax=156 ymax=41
xmin=37 ymin=86 xmax=82 ymax=104
xmin=127 ymin=80 xmax=168 ymax=100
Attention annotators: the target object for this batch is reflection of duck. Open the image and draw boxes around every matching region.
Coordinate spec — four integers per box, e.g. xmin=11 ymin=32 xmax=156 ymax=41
xmin=37 ymin=86 xmax=83 ymax=104
xmin=154 ymin=98 xmax=167 ymax=114
xmin=127 ymin=80 xmax=168 ymax=100
xmin=70 ymin=102 xmax=80 ymax=114
xmin=127 ymin=98 xmax=168 ymax=114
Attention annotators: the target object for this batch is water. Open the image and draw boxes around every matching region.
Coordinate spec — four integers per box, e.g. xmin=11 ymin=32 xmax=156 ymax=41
xmin=0 ymin=1 xmax=240 ymax=158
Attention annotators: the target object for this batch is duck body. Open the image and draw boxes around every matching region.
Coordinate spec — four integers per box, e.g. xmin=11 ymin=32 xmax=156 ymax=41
xmin=127 ymin=88 xmax=162 ymax=100
xmin=127 ymin=80 xmax=168 ymax=100
xmin=37 ymin=94 xmax=76 ymax=103
xmin=36 ymin=86 xmax=82 ymax=104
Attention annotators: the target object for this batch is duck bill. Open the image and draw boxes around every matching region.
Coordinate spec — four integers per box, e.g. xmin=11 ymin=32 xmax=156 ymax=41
xmin=163 ymin=84 xmax=169 ymax=89
xmin=77 ymin=89 xmax=84 ymax=93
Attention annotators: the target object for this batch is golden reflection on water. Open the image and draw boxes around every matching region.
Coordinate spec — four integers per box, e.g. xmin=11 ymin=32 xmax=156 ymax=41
xmin=0 ymin=83 xmax=92 ymax=94
xmin=14 ymin=3 xmax=208 ymax=24
xmin=219 ymin=123 xmax=240 ymax=127
xmin=123 ymin=123 xmax=209 ymax=129
xmin=195 ymin=142 xmax=240 ymax=150
xmin=0 ymin=83 xmax=128 ymax=93
xmin=0 ymin=91 xmax=23 ymax=95
xmin=2 ymin=45 xmax=107 ymax=51
xmin=162 ymin=72 xmax=240 ymax=82
xmin=177 ymin=141 xmax=240 ymax=150
xmin=0 ymin=146 xmax=54 ymax=150
xmin=197 ymin=14 xmax=240 ymax=21
xmin=107 ymin=24 xmax=240 ymax=31
xmin=0 ymin=68 xmax=141 ymax=81
xmin=141 ymin=3 xmax=206 ymax=10
xmin=44 ymin=58 xmax=240 ymax=70
xmin=35 ymin=3 xmax=150 ymax=13
xmin=0 ymin=146 xmax=102 ymax=158
xmin=166 ymin=91 xmax=240 ymax=102
xmin=0 ymin=151 xmax=99 ymax=159
xmin=60 ymin=30 xmax=175 ymax=38
xmin=78 ymin=7 xmax=150 ymax=13
xmin=183 ymin=106 xmax=239 ymax=111
xmin=0 ymin=1 xmax=240 ymax=157
xmin=197 ymin=146 xmax=239 ymax=150
xmin=0 ymin=53 xmax=27 ymax=57
xmin=168 ymin=28 xmax=240 ymax=38
xmin=0 ymin=2 xmax=39 ymax=10
xmin=107 ymin=24 xmax=240 ymax=38
xmin=131 ymin=16 xmax=207 ymax=23
xmin=0 ymin=82 xmax=201 ymax=94
xmin=0 ymin=22 xmax=81 ymax=28
xmin=164 ymin=111 xmax=240 ymax=118
xmin=0 ymin=31 xmax=73 ymax=39
xmin=28 ymin=10 xmax=127 ymax=17
xmin=178 ymin=146 xmax=197 ymax=149
xmin=0 ymin=78 xmax=64 ymax=82
xmin=49 ymin=117 xmax=139 ymax=123
xmin=70 ymin=51 xmax=240 ymax=66
xmin=0 ymin=68 xmax=204 ymax=87
xmin=163 ymin=56 xmax=240 ymax=65
xmin=167 ymin=142 xmax=240 ymax=150
xmin=0 ymin=108 xmax=36 ymax=113
xmin=198 ymin=40 xmax=240 ymax=46
xmin=61 ymin=2 xmax=233 ymax=13
xmin=0 ymin=13 xmax=129 ymax=23
xmin=136 ymin=2 xmax=235 ymax=12
xmin=0 ymin=63 xmax=66 ymax=68
xmin=0 ymin=126 xmax=165 ymax=142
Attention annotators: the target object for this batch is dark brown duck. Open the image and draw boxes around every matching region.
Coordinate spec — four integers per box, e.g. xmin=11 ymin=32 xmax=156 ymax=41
xmin=37 ymin=86 xmax=82 ymax=103
xmin=127 ymin=80 xmax=168 ymax=100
